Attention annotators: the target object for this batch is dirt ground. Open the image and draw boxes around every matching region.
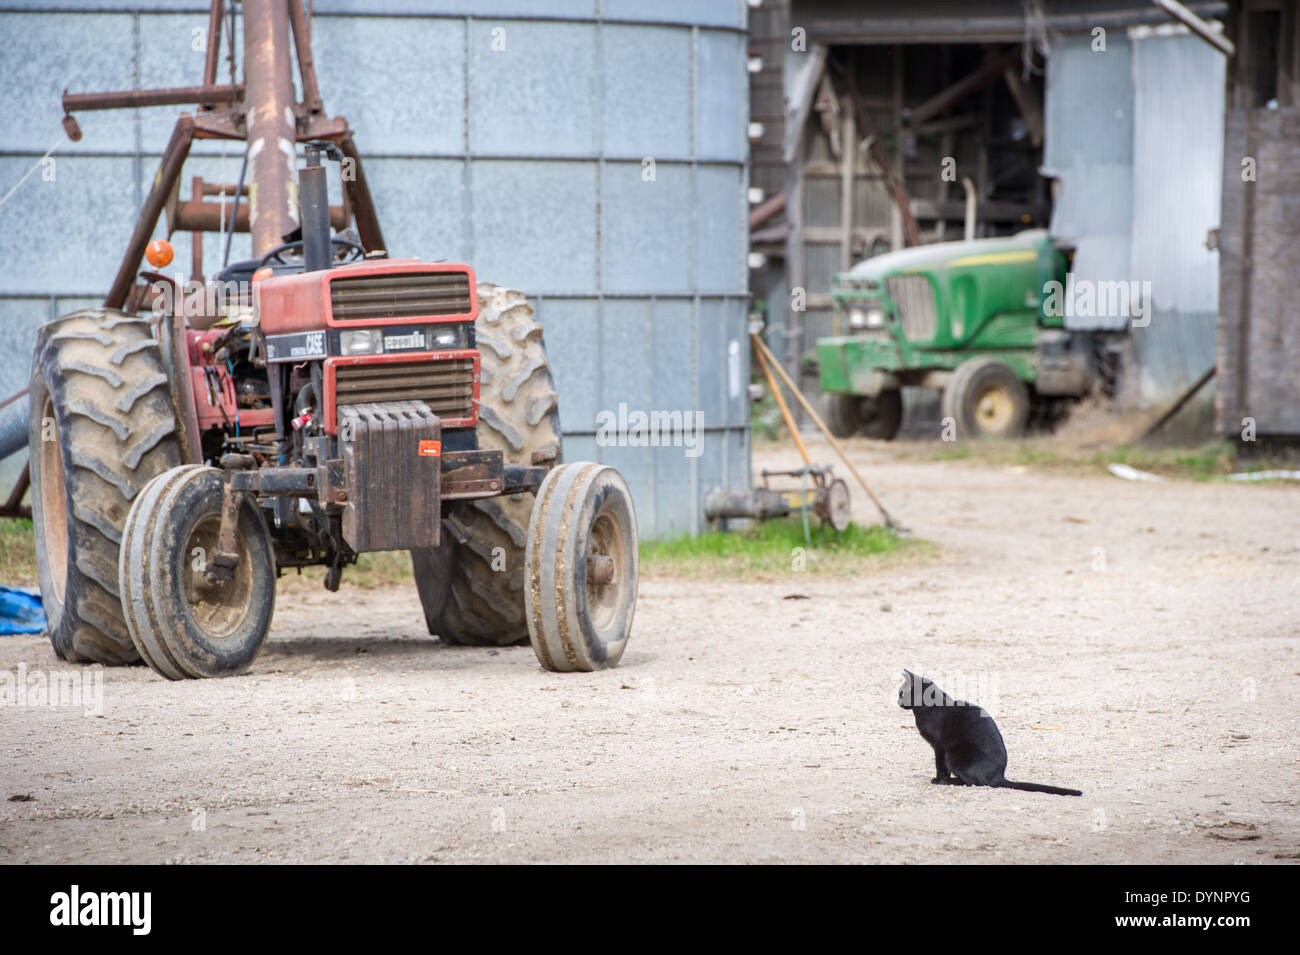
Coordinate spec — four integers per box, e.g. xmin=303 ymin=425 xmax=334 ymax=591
xmin=2 ymin=436 xmax=1297 ymax=864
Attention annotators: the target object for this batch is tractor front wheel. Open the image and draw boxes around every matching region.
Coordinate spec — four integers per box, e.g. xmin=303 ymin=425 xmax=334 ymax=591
xmin=942 ymin=358 xmax=1030 ymax=440
xmin=525 ymin=463 xmax=638 ymax=672
xmin=119 ymin=466 xmax=276 ymax=679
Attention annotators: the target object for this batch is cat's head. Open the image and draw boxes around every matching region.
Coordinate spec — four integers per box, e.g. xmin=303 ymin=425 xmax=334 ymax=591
xmin=897 ymin=669 xmax=930 ymax=710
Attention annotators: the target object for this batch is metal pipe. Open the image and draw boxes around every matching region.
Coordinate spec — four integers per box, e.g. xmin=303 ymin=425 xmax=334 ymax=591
xmin=287 ymin=0 xmax=324 ymax=114
xmin=1154 ymin=0 xmax=1235 ymax=57
xmin=0 ymin=393 xmax=28 ymax=460
xmin=62 ymin=83 xmax=243 ymax=113
xmin=199 ymin=180 xmax=248 ymax=196
xmin=174 ymin=198 xmax=346 ymax=232
xmin=202 ymin=0 xmax=226 ymax=87
xmin=905 ymin=48 xmax=1019 ymax=128
xmin=243 ymin=0 xmax=300 ymax=256
xmin=224 ymin=146 xmax=250 ymax=268
xmin=962 ymin=176 xmax=977 ymax=241
xmin=0 ymin=462 xmax=31 ymax=520
xmin=749 ymin=192 xmax=786 ymax=230
xmin=300 ymin=145 xmax=330 ymax=271
xmin=338 ymin=134 xmax=387 ymax=254
xmin=105 ymin=117 xmax=195 ymax=309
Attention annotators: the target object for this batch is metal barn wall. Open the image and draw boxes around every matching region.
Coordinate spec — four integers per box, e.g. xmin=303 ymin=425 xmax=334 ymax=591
xmin=1045 ymin=27 xmax=1224 ymax=402
xmin=0 ymin=0 xmax=751 ymax=538
xmin=1129 ymin=31 xmax=1224 ymax=402
xmin=1043 ymin=31 xmax=1135 ymax=335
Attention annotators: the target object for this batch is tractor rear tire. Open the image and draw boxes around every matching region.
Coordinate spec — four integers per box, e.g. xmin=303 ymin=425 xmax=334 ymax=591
xmin=28 ymin=309 xmax=182 ymax=665
xmin=525 ymin=462 xmax=638 ymax=672
xmin=411 ymin=283 xmax=562 ymax=647
xmin=119 ymin=465 xmax=276 ymax=679
xmin=941 ymin=358 xmax=1029 ymax=440
xmin=824 ymin=390 xmax=903 ymax=440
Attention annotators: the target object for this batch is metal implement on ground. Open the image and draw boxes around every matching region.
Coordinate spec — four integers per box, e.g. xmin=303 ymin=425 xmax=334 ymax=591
xmin=752 ymin=332 xmax=905 ymax=533
xmin=705 ymin=329 xmax=900 ymax=535
xmin=707 ymin=331 xmax=852 ymax=533
xmin=705 ymin=465 xmax=850 ymax=532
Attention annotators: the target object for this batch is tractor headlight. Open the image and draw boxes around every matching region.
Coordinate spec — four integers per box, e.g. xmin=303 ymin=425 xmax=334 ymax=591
xmin=339 ymin=328 xmax=383 ymax=356
xmin=429 ymin=324 xmax=469 ymax=349
xmin=848 ymin=306 xmax=886 ymax=330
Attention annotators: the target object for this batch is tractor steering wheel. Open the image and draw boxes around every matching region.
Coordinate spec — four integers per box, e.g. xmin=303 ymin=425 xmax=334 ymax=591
xmin=258 ymin=237 xmax=365 ymax=269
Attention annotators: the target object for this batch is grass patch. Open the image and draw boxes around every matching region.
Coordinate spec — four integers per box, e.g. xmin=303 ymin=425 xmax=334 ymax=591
xmin=0 ymin=518 xmax=38 ymax=586
xmin=929 ymin=445 xmax=972 ymax=461
xmin=921 ymin=437 xmax=1251 ymax=481
xmin=641 ymin=519 xmax=928 ymax=579
xmin=1066 ymin=440 xmax=1237 ymax=479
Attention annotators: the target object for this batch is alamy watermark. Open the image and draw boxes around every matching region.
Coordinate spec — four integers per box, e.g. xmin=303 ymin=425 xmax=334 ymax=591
xmin=50 ymin=885 xmax=150 ymax=935
xmin=899 ymin=670 xmax=1001 ymax=716
xmin=149 ymin=275 xmax=253 ymax=318
xmin=1043 ymin=273 xmax=1151 ymax=328
xmin=0 ymin=663 xmax=103 ymax=716
xmin=595 ymin=403 xmax=704 ymax=458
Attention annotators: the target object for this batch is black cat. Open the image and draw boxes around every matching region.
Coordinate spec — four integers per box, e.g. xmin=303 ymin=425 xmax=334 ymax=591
xmin=898 ymin=670 xmax=1082 ymax=796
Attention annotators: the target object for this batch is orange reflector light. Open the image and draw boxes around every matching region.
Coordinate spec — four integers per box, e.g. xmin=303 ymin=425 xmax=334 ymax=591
xmin=251 ymin=267 xmax=274 ymax=284
xmin=145 ymin=239 xmax=174 ymax=268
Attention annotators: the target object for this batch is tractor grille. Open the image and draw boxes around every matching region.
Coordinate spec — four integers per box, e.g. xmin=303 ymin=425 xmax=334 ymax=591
xmin=887 ymin=275 xmax=938 ymax=341
xmin=334 ymin=358 xmax=475 ymax=422
xmin=329 ymin=272 xmax=473 ymax=321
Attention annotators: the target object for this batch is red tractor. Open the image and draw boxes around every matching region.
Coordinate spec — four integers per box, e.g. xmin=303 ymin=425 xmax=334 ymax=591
xmin=26 ymin=3 xmax=638 ymax=678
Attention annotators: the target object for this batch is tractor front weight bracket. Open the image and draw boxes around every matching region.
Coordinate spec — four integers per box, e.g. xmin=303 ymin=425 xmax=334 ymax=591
xmin=207 ymin=479 xmax=245 ymax=583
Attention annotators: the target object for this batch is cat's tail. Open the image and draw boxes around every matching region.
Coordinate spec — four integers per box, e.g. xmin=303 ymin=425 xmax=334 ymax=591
xmin=998 ymin=779 xmax=1083 ymax=797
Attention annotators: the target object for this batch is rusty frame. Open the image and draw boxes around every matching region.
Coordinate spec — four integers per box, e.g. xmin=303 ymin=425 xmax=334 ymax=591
xmin=54 ymin=0 xmax=388 ymax=311
xmin=4 ymin=0 xmax=391 ymax=509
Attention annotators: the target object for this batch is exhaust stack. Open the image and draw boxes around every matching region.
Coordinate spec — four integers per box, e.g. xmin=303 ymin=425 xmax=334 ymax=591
xmin=301 ymin=142 xmax=332 ymax=272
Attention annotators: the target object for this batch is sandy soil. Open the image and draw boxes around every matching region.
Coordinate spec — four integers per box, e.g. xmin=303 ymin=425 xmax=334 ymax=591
xmin=2 ymin=437 xmax=1297 ymax=864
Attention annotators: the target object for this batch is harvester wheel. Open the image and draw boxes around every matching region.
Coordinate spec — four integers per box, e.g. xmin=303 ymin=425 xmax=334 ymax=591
xmin=28 ymin=309 xmax=182 ymax=665
xmin=824 ymin=390 xmax=903 ymax=440
xmin=119 ymin=466 xmax=276 ymax=679
xmin=411 ymin=283 xmax=562 ymax=647
xmin=525 ymin=463 xmax=638 ymax=672
xmin=860 ymin=389 xmax=903 ymax=440
xmin=942 ymin=358 xmax=1030 ymax=440
xmin=824 ymin=394 xmax=859 ymax=438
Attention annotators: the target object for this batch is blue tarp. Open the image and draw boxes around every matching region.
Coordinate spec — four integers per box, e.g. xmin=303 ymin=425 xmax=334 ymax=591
xmin=0 ymin=586 xmax=45 ymax=635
